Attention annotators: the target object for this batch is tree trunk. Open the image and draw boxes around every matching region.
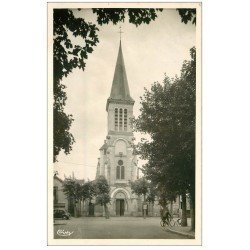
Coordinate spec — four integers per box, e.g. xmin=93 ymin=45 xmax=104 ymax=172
xmin=143 ymin=194 xmax=146 ymax=218
xmin=181 ymin=192 xmax=187 ymax=226
xmin=104 ymin=204 xmax=109 ymax=219
xmin=190 ymin=192 xmax=195 ymax=231
xmin=73 ymin=198 xmax=77 ymax=217
xmin=79 ymin=200 xmax=81 ymax=217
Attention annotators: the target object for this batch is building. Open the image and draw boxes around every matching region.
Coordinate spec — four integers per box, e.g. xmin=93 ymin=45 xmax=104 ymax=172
xmin=53 ymin=175 xmax=68 ymax=211
xmin=53 ymin=40 xmax=190 ymax=218
xmin=95 ymin=40 xmax=142 ymax=216
xmin=92 ymin=40 xmax=188 ymax=218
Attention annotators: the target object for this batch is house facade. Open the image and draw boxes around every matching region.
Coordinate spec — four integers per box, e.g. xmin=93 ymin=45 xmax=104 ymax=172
xmin=53 ymin=175 xmax=68 ymax=211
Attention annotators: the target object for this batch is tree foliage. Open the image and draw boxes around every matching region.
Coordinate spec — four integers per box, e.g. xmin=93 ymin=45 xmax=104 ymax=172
xmin=130 ymin=177 xmax=157 ymax=203
xmin=94 ymin=175 xmax=111 ymax=206
xmin=82 ymin=180 xmax=96 ymax=202
xmin=62 ymin=176 xmax=111 ymax=217
xmin=131 ymin=177 xmax=149 ymax=201
xmin=177 ymin=8 xmax=196 ymax=25
xmin=63 ymin=178 xmax=97 ymax=202
xmin=63 ymin=178 xmax=81 ymax=200
xmin=93 ymin=175 xmax=111 ymax=218
xmin=93 ymin=8 xmax=163 ymax=26
xmin=134 ymin=47 xmax=196 ymax=226
xmin=53 ymin=9 xmax=99 ymax=162
xmin=146 ymin=182 xmax=157 ymax=204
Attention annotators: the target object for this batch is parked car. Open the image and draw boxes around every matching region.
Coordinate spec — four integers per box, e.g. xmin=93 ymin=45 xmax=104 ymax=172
xmin=54 ymin=209 xmax=71 ymax=220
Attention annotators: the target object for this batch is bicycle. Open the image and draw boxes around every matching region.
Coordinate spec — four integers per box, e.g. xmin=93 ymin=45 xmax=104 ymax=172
xmin=160 ymin=217 xmax=175 ymax=228
xmin=160 ymin=216 xmax=182 ymax=228
xmin=173 ymin=218 xmax=182 ymax=226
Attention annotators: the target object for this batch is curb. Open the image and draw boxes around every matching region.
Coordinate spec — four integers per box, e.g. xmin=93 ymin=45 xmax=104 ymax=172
xmin=165 ymin=227 xmax=195 ymax=238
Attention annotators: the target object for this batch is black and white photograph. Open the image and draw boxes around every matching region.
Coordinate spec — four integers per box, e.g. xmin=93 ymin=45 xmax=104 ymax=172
xmin=48 ymin=2 xmax=201 ymax=245
xmin=4 ymin=0 xmax=250 ymax=249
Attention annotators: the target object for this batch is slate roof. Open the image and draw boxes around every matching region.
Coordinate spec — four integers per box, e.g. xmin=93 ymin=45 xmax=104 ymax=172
xmin=108 ymin=41 xmax=134 ymax=103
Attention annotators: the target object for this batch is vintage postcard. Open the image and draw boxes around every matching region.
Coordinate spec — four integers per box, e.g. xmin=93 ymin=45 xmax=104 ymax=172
xmin=48 ymin=2 xmax=201 ymax=245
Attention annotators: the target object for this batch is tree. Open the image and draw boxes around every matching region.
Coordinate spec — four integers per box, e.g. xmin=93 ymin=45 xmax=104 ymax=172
xmin=131 ymin=178 xmax=158 ymax=217
xmin=94 ymin=175 xmax=111 ymax=219
xmin=134 ymin=47 xmax=196 ymax=230
xmin=63 ymin=178 xmax=83 ymax=217
xmin=146 ymin=183 xmax=157 ymax=204
xmin=53 ymin=8 xmax=163 ymax=162
xmin=81 ymin=180 xmax=96 ymax=203
xmin=131 ymin=177 xmax=149 ymax=202
xmin=131 ymin=177 xmax=149 ymax=218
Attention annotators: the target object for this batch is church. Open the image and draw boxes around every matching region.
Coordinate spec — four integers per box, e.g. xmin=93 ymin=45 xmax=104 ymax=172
xmin=94 ymin=40 xmax=142 ymax=216
xmin=92 ymin=40 xmax=188 ymax=218
xmin=53 ymin=39 xmax=189 ymax=218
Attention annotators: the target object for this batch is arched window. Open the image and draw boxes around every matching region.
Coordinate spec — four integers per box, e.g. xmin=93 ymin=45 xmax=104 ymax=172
xmin=119 ymin=108 xmax=123 ymax=131
xmin=116 ymin=160 xmax=125 ymax=180
xmin=115 ymin=108 xmax=118 ymax=131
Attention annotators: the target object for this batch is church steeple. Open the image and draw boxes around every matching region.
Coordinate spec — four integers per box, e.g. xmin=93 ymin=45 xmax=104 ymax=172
xmin=106 ymin=41 xmax=134 ymax=111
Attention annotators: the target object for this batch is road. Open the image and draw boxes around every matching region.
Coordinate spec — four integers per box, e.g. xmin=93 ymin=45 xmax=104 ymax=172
xmin=54 ymin=216 xmax=191 ymax=239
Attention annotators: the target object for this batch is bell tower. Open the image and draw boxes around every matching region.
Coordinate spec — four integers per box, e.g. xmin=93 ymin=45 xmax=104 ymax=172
xmin=96 ymin=37 xmax=139 ymax=216
xmin=106 ymin=40 xmax=135 ymax=134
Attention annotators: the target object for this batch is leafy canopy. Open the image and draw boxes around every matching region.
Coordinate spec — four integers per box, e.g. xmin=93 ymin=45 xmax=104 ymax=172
xmin=134 ymin=47 xmax=196 ymax=199
xmin=131 ymin=177 xmax=149 ymax=197
xmin=94 ymin=175 xmax=111 ymax=206
xmin=62 ymin=178 xmax=83 ymax=201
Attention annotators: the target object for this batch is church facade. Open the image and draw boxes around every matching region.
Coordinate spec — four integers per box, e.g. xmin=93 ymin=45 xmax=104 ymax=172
xmin=95 ymin=41 xmax=141 ymax=216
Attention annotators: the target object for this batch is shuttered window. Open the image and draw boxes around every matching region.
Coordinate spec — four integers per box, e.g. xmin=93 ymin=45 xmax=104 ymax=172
xmin=115 ymin=108 xmax=118 ymax=131
xmin=124 ymin=109 xmax=127 ymax=131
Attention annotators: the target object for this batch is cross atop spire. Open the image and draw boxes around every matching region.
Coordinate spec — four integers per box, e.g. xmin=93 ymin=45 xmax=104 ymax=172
xmin=118 ymin=26 xmax=123 ymax=41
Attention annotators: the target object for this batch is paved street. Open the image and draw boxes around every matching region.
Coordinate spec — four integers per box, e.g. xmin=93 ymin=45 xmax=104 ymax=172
xmin=54 ymin=217 xmax=192 ymax=239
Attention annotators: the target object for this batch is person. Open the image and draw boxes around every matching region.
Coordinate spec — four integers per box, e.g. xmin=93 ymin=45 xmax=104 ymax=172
xmin=160 ymin=205 xmax=171 ymax=225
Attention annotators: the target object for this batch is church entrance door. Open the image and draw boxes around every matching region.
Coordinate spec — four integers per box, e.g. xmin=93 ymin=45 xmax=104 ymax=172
xmin=116 ymin=199 xmax=125 ymax=216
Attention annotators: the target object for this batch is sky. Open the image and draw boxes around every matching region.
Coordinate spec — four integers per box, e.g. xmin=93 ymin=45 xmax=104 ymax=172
xmin=54 ymin=8 xmax=196 ymax=181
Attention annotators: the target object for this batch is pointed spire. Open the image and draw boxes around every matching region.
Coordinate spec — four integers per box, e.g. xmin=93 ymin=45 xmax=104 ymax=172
xmin=108 ymin=41 xmax=134 ymax=103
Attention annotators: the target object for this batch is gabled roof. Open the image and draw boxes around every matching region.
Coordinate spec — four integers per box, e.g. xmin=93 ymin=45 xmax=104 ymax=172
xmin=106 ymin=41 xmax=134 ymax=110
xmin=54 ymin=175 xmax=63 ymax=183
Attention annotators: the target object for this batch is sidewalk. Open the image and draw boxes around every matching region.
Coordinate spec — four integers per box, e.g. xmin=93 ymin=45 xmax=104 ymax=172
xmin=165 ymin=218 xmax=195 ymax=238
